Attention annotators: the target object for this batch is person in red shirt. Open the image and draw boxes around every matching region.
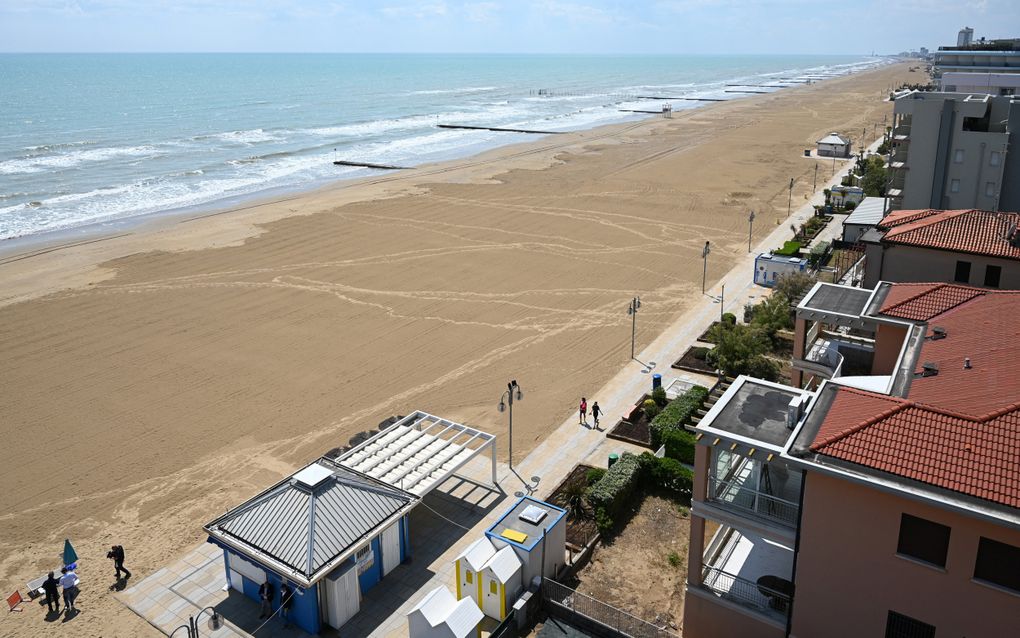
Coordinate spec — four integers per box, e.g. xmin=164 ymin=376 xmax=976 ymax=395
xmin=579 ymin=398 xmax=588 ymax=425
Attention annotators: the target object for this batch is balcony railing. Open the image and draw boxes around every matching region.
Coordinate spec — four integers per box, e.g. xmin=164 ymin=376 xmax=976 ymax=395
xmin=708 ymin=476 xmax=799 ymax=527
xmin=700 ymin=565 xmax=792 ymax=623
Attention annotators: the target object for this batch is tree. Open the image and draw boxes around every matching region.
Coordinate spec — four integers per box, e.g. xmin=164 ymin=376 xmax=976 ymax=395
xmin=773 ymin=271 xmax=816 ymax=304
xmin=752 ymin=292 xmax=793 ymax=341
xmin=861 ymin=155 xmax=889 ymax=197
xmin=706 ymin=324 xmax=779 ymax=381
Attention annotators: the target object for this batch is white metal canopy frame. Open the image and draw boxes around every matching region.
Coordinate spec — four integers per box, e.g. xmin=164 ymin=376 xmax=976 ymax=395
xmin=337 ymin=411 xmax=497 ymax=496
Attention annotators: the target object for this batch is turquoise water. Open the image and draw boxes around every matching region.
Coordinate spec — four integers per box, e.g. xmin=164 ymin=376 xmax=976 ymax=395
xmin=0 ymin=53 xmax=884 ymax=240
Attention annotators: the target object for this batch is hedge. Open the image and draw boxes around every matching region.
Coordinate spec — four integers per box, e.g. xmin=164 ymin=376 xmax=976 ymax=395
xmin=639 ymin=453 xmax=694 ymax=499
xmin=774 ymin=240 xmax=802 ymax=256
xmin=587 ymin=452 xmax=642 ymax=532
xmin=649 ymin=385 xmax=709 ymax=445
xmin=660 ymin=428 xmax=696 ymax=464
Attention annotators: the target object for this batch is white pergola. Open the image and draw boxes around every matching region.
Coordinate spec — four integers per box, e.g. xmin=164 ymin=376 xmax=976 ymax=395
xmin=337 ymin=411 xmax=497 ymax=497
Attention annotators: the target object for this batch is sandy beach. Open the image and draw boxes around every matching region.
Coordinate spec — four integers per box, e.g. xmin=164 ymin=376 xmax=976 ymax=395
xmin=0 ymin=61 xmax=913 ymax=637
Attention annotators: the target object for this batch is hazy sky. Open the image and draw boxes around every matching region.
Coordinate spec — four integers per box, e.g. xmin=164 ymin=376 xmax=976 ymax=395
xmin=1 ymin=0 xmax=1017 ymax=54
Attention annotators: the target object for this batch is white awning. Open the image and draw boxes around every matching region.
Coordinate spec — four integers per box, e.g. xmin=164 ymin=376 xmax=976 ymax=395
xmin=337 ymin=411 xmax=497 ymax=496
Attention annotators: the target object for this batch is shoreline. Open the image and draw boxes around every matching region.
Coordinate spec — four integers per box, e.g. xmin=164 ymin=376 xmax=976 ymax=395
xmin=0 ymin=60 xmax=914 ymax=638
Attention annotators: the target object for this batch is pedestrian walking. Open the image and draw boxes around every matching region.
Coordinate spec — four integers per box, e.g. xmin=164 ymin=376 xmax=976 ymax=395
xmin=42 ymin=571 xmax=60 ymax=613
xmin=59 ymin=567 xmax=79 ymax=613
xmin=579 ymin=397 xmax=587 ymax=425
xmin=280 ymin=582 xmax=294 ymax=629
xmin=258 ymin=580 xmax=274 ymax=619
xmin=108 ymin=544 xmax=132 ymax=579
xmin=591 ymin=402 xmax=602 ymax=429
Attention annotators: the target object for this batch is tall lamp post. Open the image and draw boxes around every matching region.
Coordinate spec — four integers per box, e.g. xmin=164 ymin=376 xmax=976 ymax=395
xmin=169 ymin=609 xmax=224 ymax=638
xmin=787 ymin=178 xmax=795 ymax=217
xmin=813 ymin=163 xmax=818 ymax=193
xmin=627 ymin=297 xmax=641 ymax=359
xmin=747 ymin=211 xmax=755 ymax=253
xmin=701 ymin=241 xmax=711 ymax=294
xmin=498 ymin=380 xmax=523 ymax=469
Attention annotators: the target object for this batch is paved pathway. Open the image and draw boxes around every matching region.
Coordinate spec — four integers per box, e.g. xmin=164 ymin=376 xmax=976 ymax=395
xmin=118 ymin=152 xmax=863 ymax=637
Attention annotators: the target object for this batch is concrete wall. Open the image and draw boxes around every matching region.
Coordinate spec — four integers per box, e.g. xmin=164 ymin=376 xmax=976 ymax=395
xmin=871 ymin=323 xmax=907 ymax=375
xmin=684 ymin=588 xmax=786 ymax=638
xmin=790 ymin=472 xmax=1020 ymax=638
xmin=873 ymin=244 xmax=1020 ymax=289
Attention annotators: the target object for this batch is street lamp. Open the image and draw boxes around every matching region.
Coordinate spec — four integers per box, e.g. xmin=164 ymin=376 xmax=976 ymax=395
xmin=787 ymin=178 xmax=795 ymax=217
xmin=626 ymin=297 xmax=641 ymax=359
xmin=701 ymin=241 xmax=711 ymax=294
xmin=747 ymin=211 xmax=755 ymax=253
xmin=498 ymin=380 xmax=523 ymax=469
xmin=813 ymin=163 xmax=818 ymax=193
xmin=168 ymin=608 xmax=223 ymax=638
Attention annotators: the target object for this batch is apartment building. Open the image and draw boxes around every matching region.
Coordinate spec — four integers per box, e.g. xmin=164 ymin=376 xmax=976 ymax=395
xmin=889 ymin=91 xmax=1020 ymax=212
xmin=932 ymin=40 xmax=1020 ymax=81
xmin=939 ymin=71 xmax=1020 ymax=95
xmin=861 ymin=208 xmax=1020 ymax=289
xmin=684 ymin=281 xmax=1020 ymax=638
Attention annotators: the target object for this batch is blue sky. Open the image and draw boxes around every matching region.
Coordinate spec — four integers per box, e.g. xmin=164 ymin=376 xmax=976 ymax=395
xmin=1 ymin=0 xmax=1017 ymax=54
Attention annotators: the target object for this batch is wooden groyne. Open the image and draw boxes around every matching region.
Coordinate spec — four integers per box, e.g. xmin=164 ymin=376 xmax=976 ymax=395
xmin=636 ymin=95 xmax=727 ymax=102
xmin=437 ymin=124 xmax=565 ymax=135
xmin=619 ymin=109 xmax=663 ymax=114
xmin=724 ymin=90 xmax=770 ymax=94
xmin=724 ymin=84 xmax=789 ymax=88
xmin=333 ymin=160 xmax=408 ymax=170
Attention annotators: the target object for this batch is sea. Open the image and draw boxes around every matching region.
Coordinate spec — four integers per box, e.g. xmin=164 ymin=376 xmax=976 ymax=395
xmin=0 ymin=53 xmax=889 ymax=242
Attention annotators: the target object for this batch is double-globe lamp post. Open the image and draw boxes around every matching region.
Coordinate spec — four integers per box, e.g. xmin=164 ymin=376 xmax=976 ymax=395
xmin=169 ymin=608 xmax=223 ymax=638
xmin=498 ymin=380 xmax=523 ymax=469
xmin=627 ymin=296 xmax=641 ymax=360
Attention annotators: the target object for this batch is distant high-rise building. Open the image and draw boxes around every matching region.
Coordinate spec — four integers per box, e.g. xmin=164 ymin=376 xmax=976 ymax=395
xmin=958 ymin=26 xmax=974 ymax=47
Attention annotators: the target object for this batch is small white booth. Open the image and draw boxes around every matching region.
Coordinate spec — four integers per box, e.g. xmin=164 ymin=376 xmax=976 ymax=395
xmin=480 ymin=546 xmax=523 ymax=620
xmin=455 ymin=537 xmax=496 ymax=606
xmin=754 ymin=253 xmax=808 ymax=287
xmin=485 ymin=497 xmax=567 ymax=586
xmin=408 ymin=586 xmax=483 ymax=638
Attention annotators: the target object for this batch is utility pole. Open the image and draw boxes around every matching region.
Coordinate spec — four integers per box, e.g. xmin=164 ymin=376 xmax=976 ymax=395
xmin=747 ymin=210 xmax=755 ymax=252
xmin=720 ymin=284 xmax=725 ymax=324
xmin=627 ymin=297 xmax=641 ymax=359
xmin=702 ymin=241 xmax=711 ymax=294
xmin=787 ymin=178 xmax=794 ymax=217
xmin=813 ymin=164 xmax=818 ymax=192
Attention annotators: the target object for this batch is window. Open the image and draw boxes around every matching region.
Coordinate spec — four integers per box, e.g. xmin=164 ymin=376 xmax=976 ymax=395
xmin=990 ymin=151 xmax=1002 ymax=166
xmin=885 ymin=611 xmax=936 ymax=638
xmin=974 ymin=537 xmax=1020 ymax=593
xmin=490 ymin=581 xmax=498 ymax=594
xmin=984 ymin=265 xmax=1002 ymax=288
xmin=985 ymin=181 xmax=996 ymax=197
xmin=466 ymin=570 xmax=473 ymax=584
xmin=950 ymin=178 xmax=961 ymax=193
xmin=953 ymin=148 xmax=964 ymax=163
xmin=944 ymin=85 xmax=957 ymax=92
xmin=896 ymin=513 xmax=951 ymax=567
xmin=1002 ymin=87 xmax=1016 ymax=96
xmin=356 ymin=544 xmax=374 ymax=574
xmin=954 ymin=261 xmax=971 ymax=284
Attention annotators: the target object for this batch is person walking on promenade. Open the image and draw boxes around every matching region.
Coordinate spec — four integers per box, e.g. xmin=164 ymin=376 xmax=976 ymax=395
xmin=108 ymin=544 xmax=132 ymax=579
xmin=258 ymin=580 xmax=274 ymax=619
xmin=579 ymin=398 xmax=588 ymax=425
xmin=59 ymin=567 xmax=79 ymax=613
xmin=42 ymin=572 xmax=60 ymax=613
xmin=280 ymin=582 xmax=295 ymax=629
xmin=591 ymin=402 xmax=602 ymax=429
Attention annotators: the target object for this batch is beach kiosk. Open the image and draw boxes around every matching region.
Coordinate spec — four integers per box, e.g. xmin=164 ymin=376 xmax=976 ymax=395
xmin=408 ymin=586 xmax=484 ymax=638
xmin=204 ymin=459 xmax=416 ymax=634
xmin=455 ymin=537 xmax=496 ymax=607
xmin=485 ymin=497 xmax=566 ymax=586
xmin=480 ymin=546 xmax=523 ymax=620
xmin=754 ymin=253 xmax=808 ymax=287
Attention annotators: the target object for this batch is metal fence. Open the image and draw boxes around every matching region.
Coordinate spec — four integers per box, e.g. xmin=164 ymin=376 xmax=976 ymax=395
xmin=700 ymin=565 xmax=791 ymax=622
xmin=542 ymin=578 xmax=679 ymax=638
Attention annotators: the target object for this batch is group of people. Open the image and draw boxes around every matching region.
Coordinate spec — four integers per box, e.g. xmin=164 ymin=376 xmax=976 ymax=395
xmin=40 ymin=545 xmax=132 ymax=616
xmin=578 ymin=397 xmax=602 ymax=429
xmin=258 ymin=579 xmax=296 ymax=629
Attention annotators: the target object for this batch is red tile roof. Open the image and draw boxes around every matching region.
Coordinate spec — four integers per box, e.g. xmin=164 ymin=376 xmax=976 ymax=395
xmin=879 ymin=283 xmax=984 ymax=321
xmin=880 ymin=209 xmax=1020 ymax=261
xmin=809 ymin=285 xmax=1020 ymax=508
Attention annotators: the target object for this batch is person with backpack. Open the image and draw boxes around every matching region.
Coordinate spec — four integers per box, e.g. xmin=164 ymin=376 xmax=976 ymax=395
xmin=108 ymin=545 xmax=131 ymax=579
xmin=258 ymin=580 xmax=274 ymax=619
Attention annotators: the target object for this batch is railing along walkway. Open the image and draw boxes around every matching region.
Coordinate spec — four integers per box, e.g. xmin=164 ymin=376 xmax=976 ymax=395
xmin=542 ymin=578 xmax=679 ymax=638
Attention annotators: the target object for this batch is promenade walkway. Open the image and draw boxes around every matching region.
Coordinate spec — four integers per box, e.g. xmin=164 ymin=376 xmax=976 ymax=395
xmin=118 ymin=150 xmax=865 ymax=638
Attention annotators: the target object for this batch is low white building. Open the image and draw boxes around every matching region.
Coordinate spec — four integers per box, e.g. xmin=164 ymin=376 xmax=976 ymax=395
xmin=408 ymin=586 xmax=483 ymax=638
xmin=841 ymin=197 xmax=887 ymax=242
xmin=455 ymin=537 xmax=496 ymax=606
xmin=480 ymin=546 xmax=523 ymax=620
xmin=486 ymin=497 xmax=567 ymax=586
xmin=816 ymin=133 xmax=851 ymax=158
xmin=939 ymin=71 xmax=1020 ymax=96
xmin=830 ymin=185 xmax=864 ymax=208
xmin=754 ymin=253 xmax=808 ymax=287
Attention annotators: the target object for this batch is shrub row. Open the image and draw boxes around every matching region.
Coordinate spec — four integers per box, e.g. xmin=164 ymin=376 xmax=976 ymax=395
xmin=587 ymin=452 xmax=642 ymax=533
xmin=639 ymin=453 xmax=694 ymax=498
xmin=660 ymin=428 xmax=696 ymax=464
xmin=649 ymin=385 xmax=709 ymax=445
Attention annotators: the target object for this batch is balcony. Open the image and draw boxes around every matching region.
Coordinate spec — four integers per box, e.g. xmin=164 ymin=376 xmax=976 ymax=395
xmin=794 ymin=329 xmax=875 ymax=383
xmin=795 ymin=337 xmax=844 ymax=380
xmin=705 ymin=450 xmax=801 ymax=533
xmin=700 ymin=527 xmax=795 ymax=624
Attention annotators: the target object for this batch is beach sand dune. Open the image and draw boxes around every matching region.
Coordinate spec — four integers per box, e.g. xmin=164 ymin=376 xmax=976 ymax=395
xmin=0 ymin=63 xmax=913 ymax=637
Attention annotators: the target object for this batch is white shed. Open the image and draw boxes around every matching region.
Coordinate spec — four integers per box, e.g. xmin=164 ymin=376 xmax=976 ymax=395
xmin=841 ymin=197 xmax=887 ymax=242
xmin=486 ymin=497 xmax=567 ymax=586
xmin=455 ymin=537 xmax=496 ymax=605
xmin=480 ymin=546 xmax=523 ymax=620
xmin=816 ymin=132 xmax=851 ymax=158
xmin=408 ymin=586 xmax=483 ymax=638
xmin=754 ymin=253 xmax=808 ymax=287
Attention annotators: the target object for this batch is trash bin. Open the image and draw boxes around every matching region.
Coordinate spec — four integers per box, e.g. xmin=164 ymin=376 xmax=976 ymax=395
xmin=804 ymin=149 xmax=811 ymax=157
xmin=608 ymin=453 xmax=619 ymax=468
xmin=652 ymin=373 xmax=662 ymax=390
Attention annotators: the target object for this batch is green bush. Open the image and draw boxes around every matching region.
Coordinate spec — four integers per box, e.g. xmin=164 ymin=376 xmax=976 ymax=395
xmin=706 ymin=324 xmax=780 ymax=382
xmin=649 ymin=385 xmax=710 ymax=445
xmin=587 ymin=452 xmax=642 ymax=525
xmin=594 ymin=506 xmax=613 ymax=535
xmin=651 ymin=386 xmax=667 ymax=406
xmin=585 ymin=467 xmax=606 ymax=485
xmin=638 ymin=452 xmax=694 ymax=499
xmin=774 ymin=241 xmax=802 ymax=256
xmin=721 ymin=312 xmax=737 ymax=326
xmin=660 ymin=428 xmax=696 ymax=464
xmin=642 ymin=398 xmax=661 ymax=419
xmin=691 ymin=346 xmax=710 ymax=361
xmin=667 ymin=551 xmax=682 ymax=568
